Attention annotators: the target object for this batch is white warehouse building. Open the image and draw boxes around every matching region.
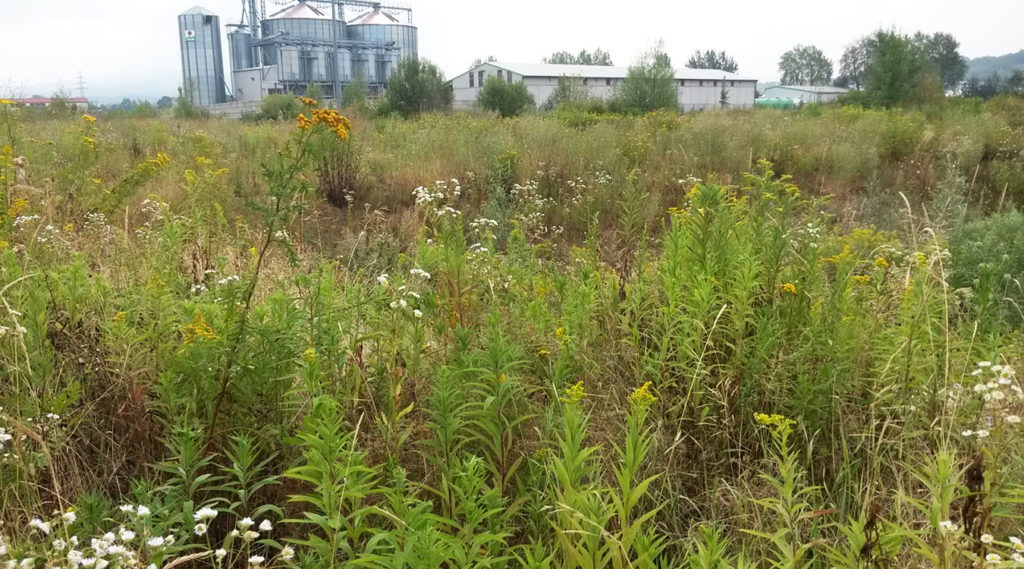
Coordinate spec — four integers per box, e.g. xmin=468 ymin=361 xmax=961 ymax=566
xmin=450 ymin=62 xmax=757 ymax=111
xmin=762 ymin=85 xmax=850 ymax=104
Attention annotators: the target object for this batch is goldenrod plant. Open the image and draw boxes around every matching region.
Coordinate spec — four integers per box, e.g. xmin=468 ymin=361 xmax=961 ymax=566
xmin=0 ymin=97 xmax=1023 ymax=567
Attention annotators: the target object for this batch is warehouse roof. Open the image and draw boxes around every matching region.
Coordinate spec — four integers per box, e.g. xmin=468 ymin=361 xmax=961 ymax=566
xmin=464 ymin=62 xmax=755 ymax=82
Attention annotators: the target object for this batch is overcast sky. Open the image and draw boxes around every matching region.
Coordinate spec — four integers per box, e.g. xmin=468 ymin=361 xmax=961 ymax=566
xmin=2 ymin=0 xmax=1022 ymax=103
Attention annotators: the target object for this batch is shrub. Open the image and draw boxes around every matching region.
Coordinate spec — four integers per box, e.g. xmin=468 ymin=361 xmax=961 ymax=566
xmin=257 ymin=94 xmax=301 ymax=120
xmin=949 ymin=210 xmax=1024 ymax=326
xmin=477 ymin=76 xmax=534 ymax=118
xmin=383 ymin=58 xmax=453 ymax=117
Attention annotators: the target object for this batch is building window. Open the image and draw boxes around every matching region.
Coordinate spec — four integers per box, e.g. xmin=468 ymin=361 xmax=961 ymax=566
xmin=507 ymin=73 xmax=513 ymax=83
xmin=497 ymin=69 xmax=503 ymax=80
xmin=606 ymin=78 xmax=612 ymax=86
xmin=678 ymin=79 xmax=684 ymax=86
xmin=729 ymin=81 xmax=734 ymax=87
xmin=583 ymin=78 xmax=589 ymax=86
xmin=469 ymin=73 xmax=474 ymax=88
xmin=699 ymin=80 xmax=704 ymax=87
xmin=478 ymin=70 xmax=484 ymax=86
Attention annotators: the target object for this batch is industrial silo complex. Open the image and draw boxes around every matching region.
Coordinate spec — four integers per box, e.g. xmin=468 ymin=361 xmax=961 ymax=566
xmin=178 ymin=6 xmax=228 ymax=105
xmin=177 ymin=0 xmax=417 ymax=107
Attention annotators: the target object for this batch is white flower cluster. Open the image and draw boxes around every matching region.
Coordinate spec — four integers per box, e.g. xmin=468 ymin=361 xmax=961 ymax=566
xmin=978 ymin=532 xmax=1024 ymax=565
xmin=0 ymin=325 xmax=28 ymax=338
xmin=409 ymin=268 xmax=431 ymax=280
xmin=1 ymin=505 xmax=293 ymax=569
xmin=412 ymin=180 xmax=462 ymax=219
xmin=12 ymin=215 xmax=40 ymax=228
xmin=961 ymin=361 xmax=1022 ymax=439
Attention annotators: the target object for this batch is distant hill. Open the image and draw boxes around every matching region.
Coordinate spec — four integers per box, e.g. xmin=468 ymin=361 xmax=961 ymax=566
xmin=966 ymin=50 xmax=1024 ymax=79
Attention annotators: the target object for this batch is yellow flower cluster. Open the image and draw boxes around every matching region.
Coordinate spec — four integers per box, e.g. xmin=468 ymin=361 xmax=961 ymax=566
xmin=562 ymin=380 xmax=586 ymax=404
xmin=302 ymin=347 xmax=318 ymax=363
xmin=822 ymin=245 xmax=851 ymax=265
xmin=297 ymin=113 xmax=312 ymax=131
xmin=81 ymin=136 xmax=96 ymax=150
xmin=182 ymin=312 xmax=218 ymax=344
xmin=874 ymin=257 xmax=889 ymax=270
xmin=754 ymin=412 xmax=794 ymax=429
xmin=0 ymin=99 xmax=14 ymax=105
xmin=81 ymin=114 xmax=97 ymax=123
xmin=7 ymin=198 xmax=28 ymax=218
xmin=1 ymin=144 xmax=12 ymax=157
xmin=780 ymin=282 xmax=797 ymax=295
xmin=298 ymin=96 xmax=319 ymax=107
xmin=851 ymin=275 xmax=872 ymax=285
xmin=310 ymin=108 xmax=352 ymax=141
xmin=112 ymin=312 xmax=127 ymax=325
xmin=629 ymin=381 xmax=657 ymax=409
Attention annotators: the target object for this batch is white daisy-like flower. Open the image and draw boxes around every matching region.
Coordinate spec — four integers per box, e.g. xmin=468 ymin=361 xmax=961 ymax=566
xmin=194 ymin=523 xmax=208 ymax=536
xmin=28 ymin=518 xmax=50 ymax=535
xmin=95 ymin=560 xmax=110 ymax=569
xmin=1008 ymin=416 xmax=1022 ymax=424
xmin=215 ymin=548 xmax=228 ymax=560
xmin=962 ymin=430 xmax=974 ymax=437
xmin=977 ymin=430 xmax=991 ymax=438
xmin=985 ymin=553 xmax=1001 ymax=564
xmin=61 ymin=511 xmax=76 ymax=524
xmin=243 ymin=530 xmax=259 ymax=540
xmin=981 ymin=533 xmax=994 ymax=544
xmin=146 ymin=536 xmax=165 ymax=548
xmin=281 ymin=546 xmax=295 ymax=560
xmin=118 ymin=527 xmax=135 ymax=542
xmin=229 ymin=529 xmax=240 ymax=537
xmin=376 ymin=274 xmax=389 ymax=286
xmin=18 ymin=558 xmax=36 ymax=568
xmin=939 ymin=520 xmax=956 ymax=531
xmin=979 ymin=361 xmax=993 ymax=368
xmin=195 ymin=506 xmax=218 ymax=521
xmin=972 ymin=369 xmax=984 ymax=376
xmin=258 ymin=519 xmax=273 ymax=532
xmin=52 ymin=539 xmax=67 ymax=551
xmin=413 ymin=309 xmax=423 ymax=319
xmin=238 ymin=517 xmax=254 ymax=530
xmin=118 ymin=504 xmax=135 ymax=514
xmin=135 ymin=505 xmax=151 ymax=517
xmin=248 ymin=555 xmax=265 ymax=566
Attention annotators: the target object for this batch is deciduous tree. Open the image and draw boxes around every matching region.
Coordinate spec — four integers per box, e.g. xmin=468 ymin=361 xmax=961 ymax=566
xmin=778 ymin=45 xmax=833 ymax=86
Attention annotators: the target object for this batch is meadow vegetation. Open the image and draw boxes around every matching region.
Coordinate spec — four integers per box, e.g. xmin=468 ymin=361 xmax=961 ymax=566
xmin=1 ymin=95 xmax=1024 ymax=568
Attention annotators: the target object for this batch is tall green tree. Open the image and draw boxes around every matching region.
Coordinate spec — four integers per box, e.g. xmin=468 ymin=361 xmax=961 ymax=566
xmin=477 ymin=75 xmax=534 ymax=117
xmin=384 ymin=58 xmax=453 ymax=117
xmin=913 ymin=32 xmax=967 ymax=91
xmin=778 ymin=45 xmax=833 ymax=85
xmin=617 ymin=43 xmax=677 ymax=114
xmin=864 ymin=30 xmax=937 ymax=106
xmin=686 ymin=50 xmax=738 ymax=73
xmin=544 ymin=48 xmax=614 ymax=66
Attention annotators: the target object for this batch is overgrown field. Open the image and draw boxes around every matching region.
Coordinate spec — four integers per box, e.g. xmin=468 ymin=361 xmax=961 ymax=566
xmin=2 ymin=98 xmax=1024 ymax=568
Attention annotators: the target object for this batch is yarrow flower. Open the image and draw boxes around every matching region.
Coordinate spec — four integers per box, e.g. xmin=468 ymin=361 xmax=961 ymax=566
xmin=981 ymin=533 xmax=994 ymax=544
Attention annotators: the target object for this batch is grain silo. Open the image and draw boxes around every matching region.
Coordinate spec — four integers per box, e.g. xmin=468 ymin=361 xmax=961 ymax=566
xmin=187 ymin=0 xmax=417 ymax=105
xmin=178 ymin=6 xmax=228 ymax=105
xmin=346 ymin=8 xmax=418 ymax=83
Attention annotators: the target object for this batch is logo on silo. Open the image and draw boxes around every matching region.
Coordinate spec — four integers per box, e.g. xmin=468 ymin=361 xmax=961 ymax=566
xmin=184 ymin=29 xmax=196 ymax=42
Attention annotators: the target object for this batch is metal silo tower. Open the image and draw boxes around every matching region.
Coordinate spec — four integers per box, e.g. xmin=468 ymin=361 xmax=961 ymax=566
xmin=178 ymin=6 xmax=228 ymax=105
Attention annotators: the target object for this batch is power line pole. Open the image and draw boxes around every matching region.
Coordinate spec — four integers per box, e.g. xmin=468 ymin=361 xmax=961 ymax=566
xmin=76 ymin=71 xmax=87 ymax=101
